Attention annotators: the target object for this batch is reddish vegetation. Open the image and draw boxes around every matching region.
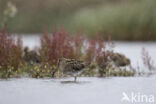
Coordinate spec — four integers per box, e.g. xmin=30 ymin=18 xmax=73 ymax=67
xmin=0 ymin=25 xmax=113 ymax=71
xmin=0 ymin=26 xmax=153 ymax=78
xmin=40 ymin=27 xmax=85 ymax=65
xmin=0 ymin=26 xmax=23 ymax=71
xmin=40 ymin=27 xmax=114 ymax=68
xmin=142 ymin=48 xmax=154 ymax=70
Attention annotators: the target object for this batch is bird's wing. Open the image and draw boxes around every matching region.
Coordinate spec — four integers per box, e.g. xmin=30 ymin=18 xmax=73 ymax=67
xmin=65 ymin=61 xmax=85 ymax=72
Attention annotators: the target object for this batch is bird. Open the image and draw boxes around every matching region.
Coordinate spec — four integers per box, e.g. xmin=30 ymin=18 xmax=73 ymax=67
xmin=23 ymin=47 xmax=40 ymax=64
xmin=56 ymin=58 xmax=90 ymax=82
xmin=98 ymin=51 xmax=130 ymax=69
xmin=111 ymin=52 xmax=130 ymax=67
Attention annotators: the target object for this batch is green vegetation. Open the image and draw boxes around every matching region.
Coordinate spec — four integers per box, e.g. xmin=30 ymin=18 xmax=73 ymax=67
xmin=0 ymin=0 xmax=156 ymax=40
xmin=0 ymin=64 xmax=136 ymax=79
xmin=0 ymin=0 xmax=106 ymax=33
xmin=71 ymin=0 xmax=156 ymax=40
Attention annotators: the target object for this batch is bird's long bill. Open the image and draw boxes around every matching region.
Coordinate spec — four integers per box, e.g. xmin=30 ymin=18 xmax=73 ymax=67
xmin=54 ymin=59 xmax=60 ymax=74
xmin=56 ymin=59 xmax=60 ymax=70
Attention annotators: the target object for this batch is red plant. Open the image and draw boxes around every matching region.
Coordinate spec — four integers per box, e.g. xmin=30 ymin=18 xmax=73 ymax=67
xmin=84 ymin=38 xmax=97 ymax=62
xmin=40 ymin=27 xmax=84 ymax=65
xmin=73 ymin=30 xmax=84 ymax=58
xmin=141 ymin=48 xmax=154 ymax=70
xmin=0 ymin=26 xmax=23 ymax=71
xmin=84 ymin=34 xmax=106 ymax=63
xmin=95 ymin=35 xmax=115 ymax=70
xmin=40 ymin=27 xmax=114 ymax=70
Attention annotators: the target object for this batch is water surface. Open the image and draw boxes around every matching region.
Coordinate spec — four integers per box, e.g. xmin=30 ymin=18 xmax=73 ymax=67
xmin=0 ymin=76 xmax=156 ymax=104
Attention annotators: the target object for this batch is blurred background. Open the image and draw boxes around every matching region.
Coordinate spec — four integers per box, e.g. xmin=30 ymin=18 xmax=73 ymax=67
xmin=0 ymin=0 xmax=156 ymax=41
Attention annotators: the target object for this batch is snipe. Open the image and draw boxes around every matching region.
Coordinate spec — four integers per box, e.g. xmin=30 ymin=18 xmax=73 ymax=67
xmin=56 ymin=58 xmax=90 ymax=82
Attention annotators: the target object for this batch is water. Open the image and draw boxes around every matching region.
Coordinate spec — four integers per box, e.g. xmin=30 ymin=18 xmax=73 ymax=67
xmin=0 ymin=35 xmax=156 ymax=104
xmin=0 ymin=77 xmax=156 ymax=104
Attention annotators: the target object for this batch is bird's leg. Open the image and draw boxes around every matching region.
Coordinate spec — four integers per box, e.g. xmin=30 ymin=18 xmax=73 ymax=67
xmin=74 ymin=76 xmax=77 ymax=82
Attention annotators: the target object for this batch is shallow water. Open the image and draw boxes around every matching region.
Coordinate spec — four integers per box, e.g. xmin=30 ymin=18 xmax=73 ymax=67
xmin=0 ymin=76 xmax=156 ymax=104
xmin=0 ymin=35 xmax=155 ymax=104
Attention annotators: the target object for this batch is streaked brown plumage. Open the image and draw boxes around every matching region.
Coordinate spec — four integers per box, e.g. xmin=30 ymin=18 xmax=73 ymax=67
xmin=57 ymin=58 xmax=90 ymax=81
xmin=23 ymin=47 xmax=40 ymax=64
